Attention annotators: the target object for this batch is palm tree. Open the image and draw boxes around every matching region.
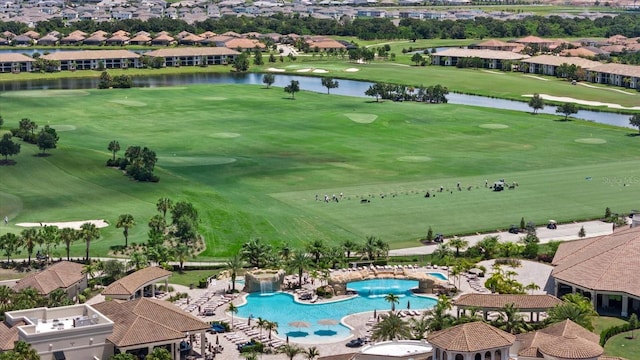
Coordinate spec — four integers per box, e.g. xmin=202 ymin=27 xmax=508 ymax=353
xmin=304 ymin=346 xmax=320 ymax=360
xmin=524 ymin=282 xmax=540 ymax=295
xmin=279 ymin=344 xmax=302 ymax=360
xmin=128 ymin=251 xmax=148 ymax=271
xmin=173 ymin=244 xmax=191 ymax=273
xmin=287 ymin=250 xmax=312 ymax=289
xmin=423 ymin=295 xmax=455 ymax=332
xmin=433 ymin=243 xmax=452 ymax=260
xmin=306 ymin=239 xmax=325 ymax=263
xmin=38 ymin=225 xmax=59 ymax=264
xmin=0 ymin=285 xmax=14 ymax=311
xmin=361 ymin=235 xmax=380 ymax=260
xmin=409 ymin=314 xmax=430 ymax=339
xmin=448 ymin=237 xmax=468 ymax=257
xmin=48 ymin=288 xmax=73 ymax=307
xmin=254 ymin=317 xmax=268 ymax=339
xmin=476 ymin=235 xmax=499 ymax=260
xmin=242 ymin=238 xmax=272 ymax=269
xmin=492 ymin=303 xmax=530 ymax=334
xmin=108 ymin=140 xmax=120 ymax=161
xmin=342 ymin=239 xmax=358 ymax=258
xmin=20 ymin=228 xmax=39 ymax=264
xmin=264 ymin=320 xmax=278 ymax=340
xmin=156 ymin=197 xmax=173 ymax=220
xmin=548 ymin=293 xmax=598 ymax=331
xmin=116 ymin=214 xmax=135 ymax=247
xmin=384 ymin=293 xmax=400 ymax=313
xmin=499 ymin=241 xmax=521 ymax=258
xmin=0 ymin=233 xmax=22 ymax=263
xmin=79 ymin=222 xmax=100 ymax=263
xmin=59 ymin=227 xmax=77 ymax=261
xmin=226 ymin=253 xmax=244 ymax=292
xmin=375 ymin=238 xmax=389 ymax=260
xmin=371 ymin=313 xmax=412 ymax=341
xmin=82 ymin=261 xmax=101 ymax=284
xmin=228 ymin=303 xmax=238 ymax=330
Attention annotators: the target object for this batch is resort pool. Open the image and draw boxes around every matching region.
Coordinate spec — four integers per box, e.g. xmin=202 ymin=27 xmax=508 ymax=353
xmin=428 ymin=272 xmax=448 ymax=281
xmin=236 ymin=279 xmax=437 ymax=343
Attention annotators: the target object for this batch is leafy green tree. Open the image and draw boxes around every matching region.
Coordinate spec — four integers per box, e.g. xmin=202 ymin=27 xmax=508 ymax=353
xmin=253 ymin=48 xmax=263 ymax=65
xmin=426 ymin=226 xmax=434 ymax=243
xmin=320 ymin=77 xmax=339 ymax=94
xmin=20 ymin=228 xmax=38 ymax=264
xmin=371 ymin=312 xmax=411 ymax=341
xmin=111 ymin=354 xmax=137 ymax=360
xmin=0 ymin=133 xmax=20 ymax=162
xmin=411 ymin=52 xmax=423 ymax=65
xmin=102 ymin=259 xmax=126 ymax=281
xmin=629 ymin=313 xmax=639 ymax=339
xmin=174 ymin=243 xmax=192 ymax=272
xmin=145 ymin=347 xmax=171 ymax=360
xmin=170 ymin=200 xmax=198 ymax=224
xmin=284 ymin=80 xmax=300 ymax=99
xmin=116 ymin=214 xmax=135 ymax=247
xmin=263 ymin=73 xmax=275 ymax=88
xmin=38 ymin=225 xmax=59 ymax=263
xmin=0 ymin=233 xmax=22 ymax=262
xmin=287 ymin=250 xmax=312 ymax=288
xmin=233 ymin=52 xmax=250 ymax=72
xmin=556 ymin=102 xmax=578 ymax=120
xmin=80 ymin=222 xmax=100 ymax=262
xmin=630 ymin=114 xmax=640 ymax=134
xmin=59 ymin=227 xmax=77 ymax=261
xmin=365 ymin=82 xmax=385 ymax=102
xmin=108 ymin=140 xmax=120 ymax=161
xmin=128 ymin=251 xmax=148 ymax=271
xmin=0 ymin=341 xmax=40 ymax=360
xmin=528 ymin=93 xmax=544 ymax=114
xmin=226 ymin=253 xmax=244 ymax=291
xmin=98 ymin=71 xmax=112 ymax=89
xmin=384 ymin=293 xmax=400 ymax=312
xmin=499 ymin=241 xmax=521 ymax=258
xmin=547 ymin=293 xmax=598 ymax=331
xmin=36 ymin=126 xmax=58 ymax=154
xmin=476 ymin=235 xmax=500 ymax=259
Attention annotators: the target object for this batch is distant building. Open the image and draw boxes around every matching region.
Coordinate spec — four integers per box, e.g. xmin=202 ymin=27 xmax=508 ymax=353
xmin=145 ymin=47 xmax=240 ymax=67
xmin=431 ymin=48 xmax=529 ymax=70
xmin=427 ymin=321 xmax=515 ymax=360
xmin=0 ymin=53 xmax=34 ymax=73
xmin=13 ymin=261 xmax=86 ymax=301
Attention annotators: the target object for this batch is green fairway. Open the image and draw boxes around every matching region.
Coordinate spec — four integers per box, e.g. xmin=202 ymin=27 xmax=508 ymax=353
xmin=1 ymin=84 xmax=639 ymax=259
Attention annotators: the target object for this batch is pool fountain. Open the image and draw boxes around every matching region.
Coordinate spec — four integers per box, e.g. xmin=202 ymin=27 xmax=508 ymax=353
xmin=244 ymin=269 xmax=286 ymax=294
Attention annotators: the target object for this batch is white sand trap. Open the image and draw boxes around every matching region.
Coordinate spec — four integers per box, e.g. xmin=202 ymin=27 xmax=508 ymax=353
xmin=397 ymin=156 xmax=432 ymax=162
xmin=266 ymin=67 xmax=286 ymax=72
xmin=344 ymin=68 xmax=360 ymax=72
xmin=577 ymin=82 xmax=635 ymax=95
xmin=296 ymin=68 xmax=312 ymax=73
xmin=523 ymin=75 xmax=549 ymax=81
xmin=139 ymin=87 xmax=187 ymax=91
xmin=312 ymin=69 xmax=328 ymax=73
xmin=481 ymin=70 xmax=504 ymax=75
xmin=480 ymin=124 xmax=509 ymax=129
xmin=17 ymin=219 xmax=109 ymax=230
xmin=109 ymin=99 xmax=146 ymax=107
xmin=210 ymin=132 xmax=241 ymax=138
xmin=1 ymin=90 xmax=90 ymax=98
xmin=158 ymin=156 xmax=236 ymax=167
xmin=345 ymin=113 xmax=377 ymax=124
xmin=575 ymin=138 xmax=607 ymax=144
xmin=49 ymin=125 xmax=76 ymax=131
xmin=202 ymin=97 xmax=227 ymax=101
xmin=522 ymin=94 xmax=640 ymax=110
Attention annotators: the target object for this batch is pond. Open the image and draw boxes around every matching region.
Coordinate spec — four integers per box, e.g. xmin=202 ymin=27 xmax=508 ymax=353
xmin=0 ymin=72 xmax=633 ymax=128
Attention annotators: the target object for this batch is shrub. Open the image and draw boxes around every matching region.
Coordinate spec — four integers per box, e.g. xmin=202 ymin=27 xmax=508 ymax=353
xmin=494 ymin=258 xmax=521 ymax=267
xmin=536 ymin=253 xmax=554 ymax=263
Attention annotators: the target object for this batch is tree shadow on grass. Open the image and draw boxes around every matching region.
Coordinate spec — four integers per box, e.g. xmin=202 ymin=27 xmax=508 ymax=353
xmin=33 ymin=153 xmax=52 ymax=157
xmin=626 ymin=133 xmax=640 ymax=137
xmin=0 ymin=159 xmax=16 ymax=166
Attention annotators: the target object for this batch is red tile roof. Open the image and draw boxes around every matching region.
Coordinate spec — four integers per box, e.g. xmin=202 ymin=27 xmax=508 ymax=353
xmin=454 ymin=294 xmax=563 ymax=310
xmin=102 ymin=266 xmax=171 ymax=297
xmin=13 ymin=261 xmax=84 ymax=295
xmin=427 ymin=322 xmax=515 ymax=352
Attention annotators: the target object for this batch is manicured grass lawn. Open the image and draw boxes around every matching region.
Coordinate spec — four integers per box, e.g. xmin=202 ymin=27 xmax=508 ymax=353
xmin=605 ymin=331 xmax=640 ymax=358
xmin=169 ymin=270 xmax=218 ymax=287
xmin=1 ymin=84 xmax=639 ymax=259
xmin=594 ymin=316 xmax=628 ymax=336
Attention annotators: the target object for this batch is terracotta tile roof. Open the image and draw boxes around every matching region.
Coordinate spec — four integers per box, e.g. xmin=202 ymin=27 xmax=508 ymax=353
xmin=552 ymin=227 xmax=640 ymax=297
xmin=91 ymin=30 xmax=109 ymax=37
xmin=61 ymin=33 xmax=85 ymax=42
xmin=103 ymin=266 xmax=171 ymax=297
xmin=0 ymin=53 xmax=34 ymax=63
xmin=13 ymin=261 xmax=84 ymax=295
xmin=520 ymin=55 xmax=601 ymax=69
xmin=41 ymin=50 xmax=141 ymax=62
xmin=433 ymin=48 xmax=529 ymax=61
xmin=224 ymin=38 xmax=266 ymax=49
xmin=152 ymin=34 xmax=175 ymax=42
xmin=476 ymin=39 xmax=514 ymax=48
xmin=453 ymin=294 xmax=563 ymax=310
xmin=588 ymin=63 xmax=640 ymax=78
xmin=93 ymin=298 xmax=208 ymax=347
xmin=539 ymin=334 xmax=603 ymax=358
xmin=129 ymin=34 xmax=152 ymax=42
xmin=22 ymin=30 xmax=40 ymax=39
xmin=515 ymin=35 xmax=551 ymax=44
xmin=181 ymin=33 xmax=204 ymax=43
xmin=308 ymin=39 xmax=346 ymax=50
xmin=83 ymin=34 xmax=107 ymax=42
xmin=0 ymin=321 xmax=24 ymax=351
xmin=539 ymin=319 xmax=599 ymax=344
xmin=560 ymin=48 xmax=599 ymax=57
xmin=222 ymin=31 xmax=242 ymax=37
xmin=427 ymin=322 xmax=515 ymax=352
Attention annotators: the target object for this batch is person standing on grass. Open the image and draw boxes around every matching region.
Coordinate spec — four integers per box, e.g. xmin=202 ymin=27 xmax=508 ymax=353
xmin=3 ymin=216 xmax=7 ymax=225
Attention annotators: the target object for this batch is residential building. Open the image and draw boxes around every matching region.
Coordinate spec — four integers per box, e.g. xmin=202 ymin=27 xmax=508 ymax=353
xmin=13 ymin=261 xmax=86 ymax=300
xmin=427 ymin=321 xmax=515 ymax=360
xmin=586 ymin=63 xmax=640 ymax=89
xmin=40 ymin=50 xmax=142 ymax=70
xmin=0 ymin=53 xmax=33 ymax=73
xmin=145 ymin=47 xmax=240 ymax=67
xmin=431 ymin=48 xmax=529 ymax=70
xmin=520 ymin=55 xmax=601 ymax=76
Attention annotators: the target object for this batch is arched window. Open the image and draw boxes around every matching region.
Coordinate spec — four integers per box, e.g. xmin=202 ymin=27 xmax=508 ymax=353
xmin=495 ymin=349 xmax=502 ymax=360
xmin=484 ymin=351 xmax=491 ymax=360
xmin=443 ymin=351 xmax=448 ymax=360
xmin=475 ymin=353 xmax=482 ymax=360
xmin=435 ymin=349 xmax=441 ymax=360
xmin=455 ymin=354 xmax=464 ymax=360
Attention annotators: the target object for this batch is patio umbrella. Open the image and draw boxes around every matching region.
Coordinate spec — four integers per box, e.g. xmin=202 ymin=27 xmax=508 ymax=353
xmin=317 ymin=319 xmax=338 ymax=327
xmin=288 ymin=321 xmax=311 ymax=329
xmin=373 ymin=309 xmax=377 ymax=318
xmin=216 ymin=335 xmax=219 ymax=345
xmin=407 ymin=300 xmax=411 ymax=310
xmin=286 ymin=335 xmax=289 ymax=343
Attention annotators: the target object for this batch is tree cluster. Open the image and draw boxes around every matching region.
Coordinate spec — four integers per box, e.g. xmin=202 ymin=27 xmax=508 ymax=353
xmin=107 ymin=141 xmax=159 ymax=182
xmin=0 ymin=133 xmax=20 ymax=164
xmin=98 ymin=71 xmax=133 ymax=89
xmin=9 ymin=118 xmax=59 ymax=155
xmin=365 ymin=83 xmax=448 ymax=103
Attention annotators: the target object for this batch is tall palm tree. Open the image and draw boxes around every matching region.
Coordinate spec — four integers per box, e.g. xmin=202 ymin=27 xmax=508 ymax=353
xmin=524 ymin=282 xmax=540 ymax=295
xmin=59 ymin=227 xmax=77 ymax=261
xmin=0 ymin=233 xmax=22 ymax=263
xmin=20 ymin=228 xmax=39 ymax=264
xmin=254 ymin=317 xmax=268 ymax=339
xmin=279 ymin=344 xmax=302 ymax=360
xmin=228 ymin=303 xmax=238 ymax=330
xmin=264 ymin=320 xmax=278 ymax=340
xmin=38 ymin=225 xmax=59 ymax=264
xmin=116 ymin=214 xmax=135 ymax=247
xmin=108 ymin=140 xmax=120 ymax=161
xmin=306 ymin=239 xmax=325 ymax=263
xmin=156 ymin=197 xmax=173 ymax=221
xmin=128 ymin=251 xmax=148 ymax=271
xmin=384 ymin=293 xmax=400 ymax=313
xmin=0 ymin=285 xmax=14 ymax=311
xmin=226 ymin=253 xmax=244 ymax=292
xmin=371 ymin=313 xmax=412 ymax=341
xmin=341 ymin=239 xmax=358 ymax=258
xmin=287 ymin=250 xmax=313 ymax=289
xmin=492 ymin=303 xmax=530 ymax=334
xmin=361 ymin=235 xmax=379 ymax=260
xmin=79 ymin=222 xmax=100 ymax=263
xmin=424 ymin=295 xmax=455 ymax=332
xmin=409 ymin=314 xmax=430 ymax=340
xmin=304 ymin=346 xmax=320 ymax=360
xmin=448 ymin=237 xmax=468 ymax=257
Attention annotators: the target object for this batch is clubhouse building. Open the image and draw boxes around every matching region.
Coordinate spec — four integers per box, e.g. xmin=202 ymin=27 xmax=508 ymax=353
xmin=552 ymin=226 xmax=640 ymax=317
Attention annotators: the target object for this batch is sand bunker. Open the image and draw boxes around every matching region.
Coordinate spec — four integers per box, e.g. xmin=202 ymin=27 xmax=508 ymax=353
xmin=480 ymin=124 xmax=509 ymax=129
xmin=575 ymin=138 xmax=607 ymax=144
xmin=202 ymin=97 xmax=227 ymax=101
xmin=522 ymin=94 xmax=640 ymax=110
xmin=49 ymin=125 xmax=76 ymax=132
xmin=345 ymin=113 xmax=377 ymax=124
xmin=109 ymin=99 xmax=146 ymax=107
xmin=397 ymin=156 xmax=432 ymax=162
xmin=296 ymin=68 xmax=312 ymax=73
xmin=16 ymin=219 xmax=109 ymax=230
xmin=344 ymin=68 xmax=360 ymax=72
xmin=210 ymin=132 xmax=241 ymax=138
xmin=139 ymin=87 xmax=187 ymax=91
xmin=266 ymin=68 xmax=286 ymax=72
xmin=312 ymin=69 xmax=328 ymax=73
xmin=577 ymin=83 xmax=635 ymax=95
xmin=481 ymin=70 xmax=504 ymax=75
xmin=523 ymin=75 xmax=549 ymax=81
xmin=1 ymin=90 xmax=90 ymax=98
xmin=158 ymin=156 xmax=237 ymax=167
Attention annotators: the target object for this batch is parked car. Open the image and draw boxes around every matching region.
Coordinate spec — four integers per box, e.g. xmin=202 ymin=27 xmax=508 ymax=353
xmin=346 ymin=338 xmax=365 ymax=348
xmin=207 ymin=323 xmax=226 ymax=334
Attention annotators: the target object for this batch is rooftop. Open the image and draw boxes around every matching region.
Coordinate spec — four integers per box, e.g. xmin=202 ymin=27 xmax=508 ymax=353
xmin=13 ymin=261 xmax=84 ymax=295
xmin=427 ymin=321 xmax=515 ymax=352
xmin=453 ymin=294 xmax=563 ymax=310
xmin=5 ymin=304 xmax=114 ymax=336
xmin=102 ymin=266 xmax=171 ymax=297
xmin=359 ymin=340 xmax=433 ymax=357
xmin=432 ymin=48 xmax=529 ymax=60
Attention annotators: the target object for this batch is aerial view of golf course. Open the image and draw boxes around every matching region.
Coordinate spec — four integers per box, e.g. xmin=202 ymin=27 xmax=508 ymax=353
xmin=1 ymin=56 xmax=640 ymax=260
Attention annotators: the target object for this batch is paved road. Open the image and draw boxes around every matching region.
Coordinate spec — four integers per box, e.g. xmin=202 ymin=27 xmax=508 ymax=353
xmin=389 ymin=220 xmax=615 ymax=256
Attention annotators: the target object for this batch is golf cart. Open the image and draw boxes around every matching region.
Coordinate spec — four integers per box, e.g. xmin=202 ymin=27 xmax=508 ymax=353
xmin=547 ymin=220 xmax=557 ymax=230
xmin=508 ymin=225 xmax=519 ymax=234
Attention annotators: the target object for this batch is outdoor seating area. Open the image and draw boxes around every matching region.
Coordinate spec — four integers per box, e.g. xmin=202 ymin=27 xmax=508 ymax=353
xmin=175 ymin=292 xmax=239 ymax=316
xmin=466 ymin=273 xmax=491 ymax=293
xmin=226 ymin=323 xmax=286 ymax=349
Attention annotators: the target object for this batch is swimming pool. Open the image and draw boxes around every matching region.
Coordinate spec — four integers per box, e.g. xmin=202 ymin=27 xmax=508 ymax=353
xmin=236 ymin=279 xmax=437 ymax=343
xmin=428 ymin=272 xmax=448 ymax=281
